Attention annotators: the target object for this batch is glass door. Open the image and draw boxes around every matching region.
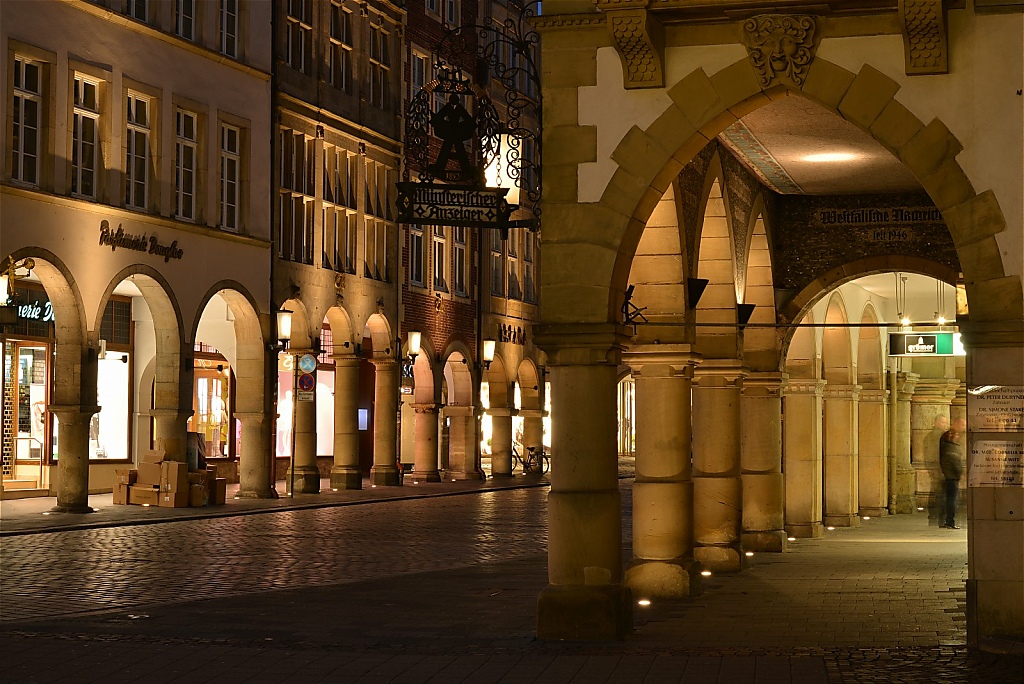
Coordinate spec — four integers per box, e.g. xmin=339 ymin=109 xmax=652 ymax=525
xmin=190 ymin=366 xmax=231 ymax=459
xmin=5 ymin=343 xmax=50 ymax=488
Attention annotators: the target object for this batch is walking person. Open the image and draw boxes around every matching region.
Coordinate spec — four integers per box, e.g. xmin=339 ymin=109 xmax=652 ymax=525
xmin=939 ymin=418 xmax=966 ymax=529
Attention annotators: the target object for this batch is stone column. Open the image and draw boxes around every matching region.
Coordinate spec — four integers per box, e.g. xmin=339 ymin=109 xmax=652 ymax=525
xmin=623 ymin=345 xmax=702 ymax=598
xmin=444 ymin=405 xmax=483 ymax=480
xmin=910 ymin=377 xmax=959 ymax=508
xmin=889 ymin=371 xmax=919 ymax=513
xmin=235 ymin=411 xmax=274 ymax=498
xmin=49 ymin=406 xmax=98 ymax=513
xmin=288 ymin=379 xmax=320 ymax=493
xmin=369 ymin=358 xmax=400 ymax=486
xmin=858 ymin=389 xmax=890 ymax=517
xmin=741 ymin=372 xmax=788 ymax=552
xmin=536 ymin=330 xmax=631 ymax=641
xmin=489 ymin=408 xmax=514 ymax=477
xmin=521 ymin=409 xmax=545 ymax=454
xmin=692 ymin=360 xmax=746 ymax=572
xmin=822 ymin=384 xmax=861 ymax=527
xmin=151 ymin=408 xmax=191 ymax=463
xmin=783 ymin=379 xmax=825 ymax=538
xmin=411 ymin=403 xmax=441 ymax=482
xmin=331 ymin=356 xmax=361 ymax=490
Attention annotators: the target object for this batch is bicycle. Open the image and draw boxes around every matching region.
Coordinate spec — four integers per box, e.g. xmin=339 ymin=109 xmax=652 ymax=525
xmin=522 ymin=445 xmax=550 ymax=475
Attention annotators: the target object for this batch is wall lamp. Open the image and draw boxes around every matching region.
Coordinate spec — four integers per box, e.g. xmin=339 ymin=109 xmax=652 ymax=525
xmin=687 ymin=278 xmax=709 ymax=309
xmin=737 ymin=303 xmax=756 ymax=330
xmin=0 ymin=256 xmax=36 ymax=326
xmin=270 ymin=308 xmax=293 ymax=352
xmin=482 ymin=339 xmax=496 ymax=370
xmin=407 ymin=330 xmax=421 ymax=363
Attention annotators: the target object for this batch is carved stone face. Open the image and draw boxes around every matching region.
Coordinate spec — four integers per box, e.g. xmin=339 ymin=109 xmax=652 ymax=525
xmin=742 ymin=15 xmax=817 ymax=88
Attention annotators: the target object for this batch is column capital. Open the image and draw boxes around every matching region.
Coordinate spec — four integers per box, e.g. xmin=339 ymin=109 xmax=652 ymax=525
xmin=369 ymin=357 xmax=399 ymax=370
xmin=896 ymin=371 xmax=920 ymax=400
xmin=518 ymin=408 xmax=547 ymax=419
xmin=535 ymin=323 xmax=632 ymax=366
xmin=859 ymin=388 xmax=890 ymax=403
xmin=412 ymin=402 xmax=440 ymax=414
xmin=694 ymin=359 xmax=746 ymax=386
xmin=785 ymin=379 xmax=826 ymax=396
xmin=742 ymin=372 xmax=788 ymax=397
xmin=623 ymin=344 xmax=700 ymax=377
xmin=909 ymin=377 xmax=960 ymax=403
xmin=487 ymin=407 xmax=518 ymax=417
xmin=150 ymin=408 xmax=194 ymax=419
xmin=822 ymin=383 xmax=861 ymax=400
xmin=234 ymin=411 xmax=266 ymax=425
xmin=444 ymin=405 xmax=476 ymax=417
xmin=333 ymin=354 xmax=362 ymax=368
xmin=47 ymin=404 xmax=100 ymax=424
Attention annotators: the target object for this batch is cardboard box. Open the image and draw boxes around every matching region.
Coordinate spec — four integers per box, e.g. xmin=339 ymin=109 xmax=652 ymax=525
xmin=160 ymin=461 xmax=188 ymax=492
xmin=206 ymin=464 xmax=218 ymax=480
xmin=189 ymin=483 xmax=208 ymax=507
xmin=187 ymin=470 xmax=210 ymax=487
xmin=115 ymin=468 xmax=137 ymax=486
xmin=158 ymin=489 xmax=189 ymax=508
xmin=141 ymin=449 xmax=165 ymax=464
xmin=112 ymin=483 xmax=130 ymax=505
xmin=129 ymin=485 xmax=160 ymax=506
xmin=210 ymin=478 xmax=227 ymax=505
xmin=136 ymin=462 xmax=162 ymax=486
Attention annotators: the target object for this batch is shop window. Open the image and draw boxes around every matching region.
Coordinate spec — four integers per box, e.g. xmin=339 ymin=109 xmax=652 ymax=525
xmin=220 ymin=0 xmax=238 ymax=57
xmin=220 ymin=123 xmax=241 ymax=231
xmin=72 ymin=75 xmax=100 ymax=198
xmin=11 ymin=56 xmax=41 ymax=186
xmin=175 ymin=0 xmax=195 ymax=40
xmin=286 ymin=0 xmax=313 ymax=74
xmin=329 ymin=2 xmax=352 ymax=91
xmin=125 ymin=91 xmax=150 ymax=210
xmin=453 ymin=226 xmax=467 ymax=295
xmin=175 ymin=108 xmax=198 ymax=221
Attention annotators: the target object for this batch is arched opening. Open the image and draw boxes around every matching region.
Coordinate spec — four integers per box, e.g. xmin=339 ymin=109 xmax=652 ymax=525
xmin=821 ymin=293 xmax=859 ymax=527
xmin=482 ymin=353 xmax=511 ymax=476
xmin=442 ymin=346 xmax=481 ymax=480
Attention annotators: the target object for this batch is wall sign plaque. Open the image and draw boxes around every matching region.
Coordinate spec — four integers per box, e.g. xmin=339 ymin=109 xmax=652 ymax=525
xmin=969 ymin=439 xmax=1024 ymax=487
xmin=968 ymin=386 xmax=1024 ymax=432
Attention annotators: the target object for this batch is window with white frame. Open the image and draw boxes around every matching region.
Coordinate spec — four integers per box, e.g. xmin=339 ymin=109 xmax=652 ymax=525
xmin=72 ymin=75 xmax=99 ymax=198
xmin=176 ymin=0 xmax=195 ymax=40
xmin=368 ymin=23 xmax=390 ymax=110
xmin=409 ymin=226 xmax=425 ymax=286
xmin=128 ymin=0 xmax=147 ymax=22
xmin=453 ymin=226 xmax=467 ymax=295
xmin=220 ymin=0 xmax=238 ymax=57
xmin=175 ymin=109 xmax=198 ymax=221
xmin=524 ymin=229 xmax=535 ymax=302
xmin=125 ymin=92 xmax=150 ymax=210
xmin=220 ymin=123 xmax=241 ymax=231
xmin=286 ymin=0 xmax=313 ymax=74
xmin=329 ymin=2 xmax=352 ymax=91
xmin=432 ymin=225 xmax=447 ymax=291
xmin=507 ymin=228 xmax=521 ymax=299
xmin=365 ymin=219 xmax=388 ymax=281
xmin=425 ymin=0 xmax=438 ymax=15
xmin=411 ymin=50 xmax=428 ymax=102
xmin=490 ymin=229 xmax=504 ymax=295
xmin=11 ymin=57 xmax=41 ymax=186
xmin=444 ymin=0 xmax=457 ymax=25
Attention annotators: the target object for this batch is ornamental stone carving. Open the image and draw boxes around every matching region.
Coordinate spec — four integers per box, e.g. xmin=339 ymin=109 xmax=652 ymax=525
xmin=741 ymin=15 xmax=817 ymax=89
xmin=898 ymin=0 xmax=948 ymax=75
xmin=607 ymin=9 xmax=665 ymax=89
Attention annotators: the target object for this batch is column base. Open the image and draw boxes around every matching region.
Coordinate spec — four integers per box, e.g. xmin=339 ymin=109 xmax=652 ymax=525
xmin=824 ymin=514 xmax=861 ymax=527
xmin=287 ymin=466 xmax=321 ymax=494
xmin=859 ymin=507 xmax=889 ymax=517
xmin=444 ymin=469 xmax=485 ymax=481
xmin=890 ymin=472 xmax=917 ymax=514
xmin=537 ymin=584 xmax=633 ymax=641
xmin=370 ymin=466 xmax=400 ymax=486
xmin=49 ymin=504 xmax=94 ymax=514
xmin=409 ymin=470 xmax=441 ymax=483
xmin=234 ymin=488 xmax=279 ymax=499
xmin=741 ymin=530 xmax=787 ymax=553
xmin=330 ymin=466 xmax=362 ymax=490
xmin=694 ymin=544 xmax=744 ymax=572
xmin=785 ymin=522 xmax=824 ymax=538
xmin=625 ymin=559 xmax=702 ymax=598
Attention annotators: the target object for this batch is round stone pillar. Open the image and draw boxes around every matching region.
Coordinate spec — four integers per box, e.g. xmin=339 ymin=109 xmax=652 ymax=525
xmin=489 ymin=408 xmax=515 ymax=477
xmin=910 ymin=377 xmax=959 ymax=508
xmin=521 ymin=410 xmax=545 ymax=454
xmin=889 ymin=371 xmax=919 ymax=514
xmin=536 ymin=329 xmax=631 ymax=641
xmin=235 ymin=411 xmax=274 ymax=498
xmin=858 ymin=389 xmax=890 ymax=517
xmin=443 ymin=405 xmax=483 ymax=480
xmin=783 ymin=379 xmax=825 ymax=538
xmin=741 ymin=372 xmax=787 ymax=552
xmin=330 ymin=356 xmax=361 ymax=490
xmin=369 ymin=358 xmax=400 ymax=486
xmin=288 ymin=378 xmax=320 ymax=494
xmin=692 ymin=360 xmax=746 ymax=572
xmin=49 ymin=405 xmax=98 ymax=513
xmin=623 ymin=345 xmax=702 ymax=598
xmin=151 ymin=408 xmax=191 ymax=463
xmin=411 ymin=403 xmax=441 ymax=482
xmin=823 ymin=384 xmax=861 ymax=527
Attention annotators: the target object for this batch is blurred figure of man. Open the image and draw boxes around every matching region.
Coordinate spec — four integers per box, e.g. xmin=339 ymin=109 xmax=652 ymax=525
xmin=939 ymin=417 xmax=967 ymax=529
xmin=927 ymin=415 xmax=948 ymax=526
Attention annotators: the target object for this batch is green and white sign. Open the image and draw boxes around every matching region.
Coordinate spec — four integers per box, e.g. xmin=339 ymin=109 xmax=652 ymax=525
xmin=889 ymin=332 xmax=965 ymax=357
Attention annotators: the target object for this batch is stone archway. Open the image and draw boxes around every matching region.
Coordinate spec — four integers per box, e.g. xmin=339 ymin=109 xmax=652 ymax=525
xmin=442 ymin=344 xmax=481 ymax=481
xmin=484 ymin=354 xmax=513 ymax=476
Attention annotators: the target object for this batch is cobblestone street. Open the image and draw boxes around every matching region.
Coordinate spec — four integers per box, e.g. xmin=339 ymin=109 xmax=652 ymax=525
xmin=1 ymin=484 xmax=1021 ymax=683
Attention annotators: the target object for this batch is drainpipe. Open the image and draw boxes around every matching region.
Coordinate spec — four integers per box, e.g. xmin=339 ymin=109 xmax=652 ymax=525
xmin=267 ymin=3 xmax=281 ymax=497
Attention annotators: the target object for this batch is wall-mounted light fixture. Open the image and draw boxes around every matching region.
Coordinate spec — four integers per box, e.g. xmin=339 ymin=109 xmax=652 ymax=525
xmin=271 ymin=308 xmax=293 ymax=352
xmin=737 ymin=303 xmax=756 ymax=330
xmin=482 ymin=339 xmax=496 ymax=370
xmin=0 ymin=256 xmax=36 ymax=326
xmin=407 ymin=330 xmax=421 ymax=363
xmin=687 ymin=278 xmax=709 ymax=309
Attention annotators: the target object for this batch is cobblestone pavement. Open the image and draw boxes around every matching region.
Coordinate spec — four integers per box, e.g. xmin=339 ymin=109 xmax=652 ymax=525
xmin=1 ymin=484 xmax=1021 ymax=683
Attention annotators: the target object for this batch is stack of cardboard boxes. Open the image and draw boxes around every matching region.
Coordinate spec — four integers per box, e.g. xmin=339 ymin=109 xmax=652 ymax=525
xmin=113 ymin=450 xmax=227 ymax=507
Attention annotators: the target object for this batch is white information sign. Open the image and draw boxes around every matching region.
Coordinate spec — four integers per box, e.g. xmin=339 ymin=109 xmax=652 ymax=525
xmin=969 ymin=439 xmax=1024 ymax=487
xmin=968 ymin=387 xmax=1024 ymax=432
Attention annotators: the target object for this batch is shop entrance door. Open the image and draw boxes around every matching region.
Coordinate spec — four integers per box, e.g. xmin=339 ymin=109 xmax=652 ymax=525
xmin=2 ymin=342 xmax=51 ymax=491
xmin=190 ymin=366 xmax=232 ymax=460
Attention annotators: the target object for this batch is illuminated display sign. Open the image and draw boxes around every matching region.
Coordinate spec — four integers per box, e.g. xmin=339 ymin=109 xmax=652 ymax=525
xmin=889 ymin=332 xmax=965 ymax=357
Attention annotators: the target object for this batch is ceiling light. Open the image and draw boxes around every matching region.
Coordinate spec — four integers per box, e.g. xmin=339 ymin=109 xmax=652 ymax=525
xmin=801 ymin=152 xmax=859 ymax=163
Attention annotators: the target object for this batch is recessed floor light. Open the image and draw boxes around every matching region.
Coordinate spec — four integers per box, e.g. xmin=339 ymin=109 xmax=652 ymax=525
xmin=700 ymin=570 xmax=712 ymax=577
xmin=745 ymin=551 xmax=754 ymax=557
xmin=787 ymin=537 xmax=796 ymax=541
xmin=827 ymin=526 xmax=835 ymax=531
xmin=637 ymin=599 xmax=651 ymax=607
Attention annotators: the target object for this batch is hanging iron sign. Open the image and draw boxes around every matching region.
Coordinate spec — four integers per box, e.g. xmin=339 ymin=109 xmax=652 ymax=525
xmin=396 ymin=183 xmax=512 ymax=228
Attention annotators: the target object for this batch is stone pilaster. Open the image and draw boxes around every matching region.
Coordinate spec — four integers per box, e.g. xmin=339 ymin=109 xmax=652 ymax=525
xmin=234 ymin=411 xmax=275 ymax=498
xmin=889 ymin=371 xmax=919 ymax=514
xmin=151 ymin=407 xmax=192 ymax=463
xmin=369 ymin=358 xmax=400 ymax=486
xmin=489 ymin=407 xmax=515 ymax=477
xmin=623 ymin=345 xmax=702 ymax=598
xmin=692 ymin=360 xmax=746 ymax=572
xmin=535 ymin=324 xmax=632 ymax=641
xmin=411 ymin=403 xmax=441 ymax=482
xmin=910 ymin=377 xmax=959 ymax=507
xmin=783 ymin=379 xmax=825 ymax=538
xmin=330 ymin=356 xmax=361 ymax=490
xmin=823 ymin=384 xmax=862 ymax=527
xmin=858 ymin=389 xmax=890 ymax=517
xmin=288 ymin=374 xmax=320 ymax=494
xmin=49 ymin=405 xmax=98 ymax=513
xmin=444 ymin=405 xmax=484 ymax=480
xmin=741 ymin=372 xmax=788 ymax=552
